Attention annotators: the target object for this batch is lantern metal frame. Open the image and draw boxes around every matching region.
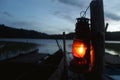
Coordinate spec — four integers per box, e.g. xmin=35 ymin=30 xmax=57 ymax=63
xmin=70 ymin=17 xmax=93 ymax=73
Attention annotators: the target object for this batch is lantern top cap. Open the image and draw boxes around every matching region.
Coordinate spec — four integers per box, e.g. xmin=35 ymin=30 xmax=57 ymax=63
xmin=76 ymin=17 xmax=89 ymax=21
xmin=76 ymin=17 xmax=89 ymax=23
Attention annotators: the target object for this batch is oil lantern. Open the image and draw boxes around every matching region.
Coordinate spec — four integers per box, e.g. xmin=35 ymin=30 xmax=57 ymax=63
xmin=70 ymin=17 xmax=94 ymax=73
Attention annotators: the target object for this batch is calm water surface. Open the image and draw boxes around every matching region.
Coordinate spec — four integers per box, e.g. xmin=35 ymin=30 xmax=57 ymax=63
xmin=0 ymin=38 xmax=120 ymax=55
xmin=0 ymin=38 xmax=72 ymax=54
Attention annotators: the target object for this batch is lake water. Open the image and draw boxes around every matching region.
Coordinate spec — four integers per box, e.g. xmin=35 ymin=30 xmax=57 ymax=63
xmin=0 ymin=38 xmax=120 ymax=55
xmin=0 ymin=38 xmax=72 ymax=54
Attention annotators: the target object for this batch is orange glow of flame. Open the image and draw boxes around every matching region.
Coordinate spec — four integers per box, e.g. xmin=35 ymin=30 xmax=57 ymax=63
xmin=72 ymin=39 xmax=87 ymax=58
xmin=90 ymin=45 xmax=94 ymax=70
xmin=72 ymin=39 xmax=95 ymax=71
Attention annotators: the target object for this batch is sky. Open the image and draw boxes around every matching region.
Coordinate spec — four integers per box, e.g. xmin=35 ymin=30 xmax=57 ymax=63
xmin=0 ymin=0 xmax=120 ymax=34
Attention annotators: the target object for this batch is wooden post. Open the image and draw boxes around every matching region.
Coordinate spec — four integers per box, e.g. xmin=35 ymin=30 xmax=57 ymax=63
xmin=63 ymin=32 xmax=68 ymax=79
xmin=90 ymin=0 xmax=105 ymax=80
xmin=105 ymin=23 xmax=109 ymax=32
xmin=63 ymin=32 xmax=66 ymax=55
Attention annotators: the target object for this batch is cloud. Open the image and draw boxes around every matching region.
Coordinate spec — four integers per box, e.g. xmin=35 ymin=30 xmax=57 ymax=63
xmin=0 ymin=11 xmax=13 ymax=17
xmin=10 ymin=20 xmax=38 ymax=28
xmin=57 ymin=0 xmax=86 ymax=7
xmin=105 ymin=12 xmax=120 ymax=21
xmin=2 ymin=12 xmax=13 ymax=17
xmin=53 ymin=11 xmax=75 ymax=22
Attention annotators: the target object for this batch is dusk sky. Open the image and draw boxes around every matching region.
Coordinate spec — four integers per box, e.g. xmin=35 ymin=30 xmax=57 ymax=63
xmin=0 ymin=0 xmax=120 ymax=34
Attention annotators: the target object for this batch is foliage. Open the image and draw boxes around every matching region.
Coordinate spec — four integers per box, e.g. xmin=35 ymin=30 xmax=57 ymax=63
xmin=1 ymin=24 xmax=120 ymax=40
xmin=0 ymin=24 xmax=49 ymax=39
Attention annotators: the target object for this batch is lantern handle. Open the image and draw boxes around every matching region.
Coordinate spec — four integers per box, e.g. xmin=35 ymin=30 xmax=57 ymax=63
xmin=80 ymin=11 xmax=86 ymax=17
xmin=80 ymin=3 xmax=90 ymax=17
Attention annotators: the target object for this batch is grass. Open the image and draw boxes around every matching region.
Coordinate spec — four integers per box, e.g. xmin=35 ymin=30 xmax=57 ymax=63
xmin=0 ymin=41 xmax=38 ymax=55
xmin=105 ymin=43 xmax=120 ymax=54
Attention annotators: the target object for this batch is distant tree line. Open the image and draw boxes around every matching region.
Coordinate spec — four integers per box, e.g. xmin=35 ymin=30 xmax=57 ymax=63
xmin=0 ymin=24 xmax=49 ymax=39
xmin=0 ymin=24 xmax=120 ymax=40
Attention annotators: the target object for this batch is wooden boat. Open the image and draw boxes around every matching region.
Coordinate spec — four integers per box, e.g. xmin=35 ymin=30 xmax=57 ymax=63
xmin=0 ymin=49 xmax=64 ymax=80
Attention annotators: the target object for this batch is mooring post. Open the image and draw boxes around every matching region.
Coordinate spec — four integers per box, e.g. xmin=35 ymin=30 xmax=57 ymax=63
xmin=63 ymin=32 xmax=66 ymax=57
xmin=63 ymin=32 xmax=68 ymax=79
xmin=90 ymin=0 xmax=105 ymax=80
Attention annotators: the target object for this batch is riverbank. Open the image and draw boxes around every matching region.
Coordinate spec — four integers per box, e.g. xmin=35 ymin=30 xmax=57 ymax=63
xmin=0 ymin=41 xmax=38 ymax=61
xmin=105 ymin=43 xmax=120 ymax=55
xmin=104 ymin=53 xmax=120 ymax=80
xmin=105 ymin=53 xmax=120 ymax=65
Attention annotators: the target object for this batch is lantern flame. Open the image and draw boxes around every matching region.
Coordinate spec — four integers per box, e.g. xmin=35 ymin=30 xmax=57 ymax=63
xmin=72 ymin=39 xmax=87 ymax=58
xmin=78 ymin=44 xmax=85 ymax=54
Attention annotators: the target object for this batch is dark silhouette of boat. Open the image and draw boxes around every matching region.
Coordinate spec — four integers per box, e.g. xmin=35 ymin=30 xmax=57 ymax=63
xmin=0 ymin=49 xmax=64 ymax=80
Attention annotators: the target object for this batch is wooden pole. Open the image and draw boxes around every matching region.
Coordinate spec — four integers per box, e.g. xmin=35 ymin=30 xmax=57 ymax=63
xmin=63 ymin=32 xmax=66 ymax=55
xmin=105 ymin=23 xmax=109 ymax=32
xmin=63 ymin=32 xmax=68 ymax=79
xmin=90 ymin=0 xmax=105 ymax=80
xmin=55 ymin=39 xmax=61 ymax=50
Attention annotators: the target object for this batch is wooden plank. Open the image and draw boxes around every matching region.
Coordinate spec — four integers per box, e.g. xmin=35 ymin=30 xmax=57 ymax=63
xmin=105 ymin=53 xmax=120 ymax=65
xmin=48 ymin=58 xmax=64 ymax=80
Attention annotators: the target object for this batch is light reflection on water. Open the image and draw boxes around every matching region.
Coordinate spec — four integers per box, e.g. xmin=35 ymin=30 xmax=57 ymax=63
xmin=105 ymin=49 xmax=119 ymax=55
xmin=110 ymin=75 xmax=120 ymax=80
xmin=106 ymin=41 xmax=120 ymax=44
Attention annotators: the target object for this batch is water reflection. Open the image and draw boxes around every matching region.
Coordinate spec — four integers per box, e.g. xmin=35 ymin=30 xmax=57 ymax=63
xmin=110 ymin=75 xmax=120 ymax=80
xmin=105 ymin=49 xmax=118 ymax=55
